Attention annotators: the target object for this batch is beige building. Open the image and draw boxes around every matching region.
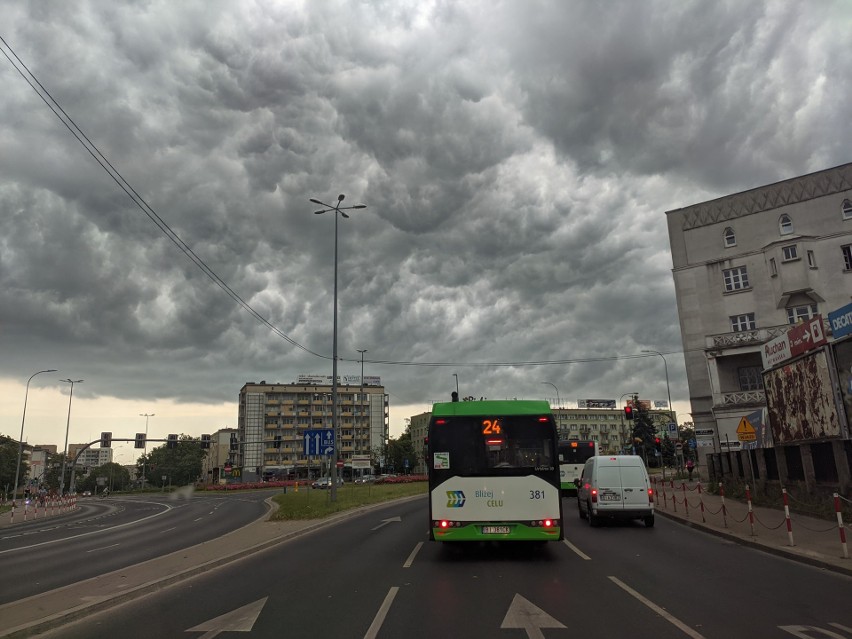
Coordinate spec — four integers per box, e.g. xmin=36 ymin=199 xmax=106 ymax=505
xmin=667 ymin=163 xmax=852 ymax=455
xmin=237 ymin=379 xmax=388 ymax=482
xmin=67 ymin=443 xmax=113 ymax=469
xmin=201 ymin=428 xmax=237 ymax=484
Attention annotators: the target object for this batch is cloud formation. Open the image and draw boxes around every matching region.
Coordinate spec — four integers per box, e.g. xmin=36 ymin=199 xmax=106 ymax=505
xmin=2 ymin=0 xmax=850 ymax=451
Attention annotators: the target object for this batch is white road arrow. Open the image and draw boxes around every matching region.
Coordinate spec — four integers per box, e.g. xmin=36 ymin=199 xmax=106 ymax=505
xmin=501 ymin=594 xmax=566 ymax=639
xmin=371 ymin=516 xmax=402 ymax=530
xmin=186 ymin=597 xmax=268 ymax=638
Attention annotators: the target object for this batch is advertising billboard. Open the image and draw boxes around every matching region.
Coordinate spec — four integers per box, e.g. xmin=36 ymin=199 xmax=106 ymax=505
xmin=763 ymin=349 xmax=844 ymax=444
xmin=832 ymin=337 xmax=852 ymax=434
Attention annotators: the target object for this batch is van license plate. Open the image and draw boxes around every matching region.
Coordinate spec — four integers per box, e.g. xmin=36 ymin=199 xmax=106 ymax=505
xmin=601 ymin=493 xmax=621 ymax=501
xmin=482 ymin=526 xmax=510 ymax=534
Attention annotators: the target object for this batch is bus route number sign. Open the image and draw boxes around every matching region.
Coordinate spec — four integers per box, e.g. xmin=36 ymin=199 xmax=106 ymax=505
xmin=482 ymin=418 xmax=502 ymax=435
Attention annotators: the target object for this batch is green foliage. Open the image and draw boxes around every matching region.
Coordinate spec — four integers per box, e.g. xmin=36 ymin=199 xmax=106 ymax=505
xmin=0 ymin=435 xmax=24 ymax=491
xmin=139 ymin=435 xmax=206 ymax=486
xmin=269 ymin=481 xmax=426 ymax=520
xmin=76 ymin=462 xmax=132 ymax=493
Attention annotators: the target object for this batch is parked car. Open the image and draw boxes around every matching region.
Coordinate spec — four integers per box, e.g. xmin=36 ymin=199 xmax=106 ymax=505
xmin=311 ymin=477 xmax=342 ymax=489
xmin=575 ymin=455 xmax=654 ymax=527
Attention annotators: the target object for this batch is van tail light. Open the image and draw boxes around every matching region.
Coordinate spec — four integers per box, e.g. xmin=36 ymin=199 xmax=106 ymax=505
xmin=591 ymin=488 xmax=598 ymax=503
xmin=647 ymin=488 xmax=654 ymax=503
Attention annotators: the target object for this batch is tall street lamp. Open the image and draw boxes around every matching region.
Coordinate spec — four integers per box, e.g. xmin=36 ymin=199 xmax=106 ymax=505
xmin=642 ymin=349 xmax=679 ymax=468
xmin=310 ymin=193 xmax=366 ymax=501
xmin=541 ymin=381 xmax=561 ymax=409
xmin=357 ymin=349 xmax=367 ymax=479
xmin=58 ymin=379 xmax=83 ymax=496
xmin=12 ymin=369 xmax=57 ymax=507
xmin=140 ymin=413 xmax=154 ymax=489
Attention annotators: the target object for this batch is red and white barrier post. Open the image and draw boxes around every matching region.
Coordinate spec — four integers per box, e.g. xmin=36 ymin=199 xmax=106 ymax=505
xmin=835 ymin=493 xmax=848 ymax=559
xmin=782 ymin=488 xmax=795 ymax=547
xmin=745 ymin=484 xmax=755 ymax=536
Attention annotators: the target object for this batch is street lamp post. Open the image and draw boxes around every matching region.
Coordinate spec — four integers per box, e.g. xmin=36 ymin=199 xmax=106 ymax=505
xmin=357 ymin=349 xmax=367 ymax=481
xmin=310 ymin=194 xmax=366 ymax=501
xmin=139 ymin=413 xmax=154 ymax=489
xmin=58 ymin=379 xmax=83 ymax=496
xmin=541 ymin=381 xmax=561 ymax=409
xmin=642 ymin=350 xmax=678 ymax=469
xmin=12 ymin=369 xmax=57 ymax=507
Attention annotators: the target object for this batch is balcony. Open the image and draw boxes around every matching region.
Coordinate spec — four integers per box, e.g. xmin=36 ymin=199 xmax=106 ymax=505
xmin=715 ymin=389 xmax=766 ymax=408
xmin=706 ymin=325 xmax=789 ymax=350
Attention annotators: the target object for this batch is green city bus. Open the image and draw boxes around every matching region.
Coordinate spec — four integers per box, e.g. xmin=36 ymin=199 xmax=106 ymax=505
xmin=427 ymin=399 xmax=563 ymax=543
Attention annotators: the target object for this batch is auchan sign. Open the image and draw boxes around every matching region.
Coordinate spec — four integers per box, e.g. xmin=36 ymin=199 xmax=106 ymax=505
xmin=762 ymin=333 xmax=791 ymax=369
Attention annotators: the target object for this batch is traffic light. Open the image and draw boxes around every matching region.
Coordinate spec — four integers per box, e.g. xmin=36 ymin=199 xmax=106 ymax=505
xmin=200 ymin=434 xmax=211 ymax=449
xmin=100 ymin=432 xmax=112 ymax=448
xmin=654 ymin=437 xmax=661 ymax=452
xmin=624 ymin=406 xmax=635 ymax=420
xmin=167 ymin=434 xmax=178 ymax=449
xmin=230 ymin=433 xmax=238 ymax=451
xmin=135 ymin=433 xmax=146 ymax=449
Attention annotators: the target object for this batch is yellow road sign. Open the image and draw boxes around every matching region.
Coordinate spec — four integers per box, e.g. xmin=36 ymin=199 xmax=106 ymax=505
xmin=736 ymin=417 xmax=756 ymax=442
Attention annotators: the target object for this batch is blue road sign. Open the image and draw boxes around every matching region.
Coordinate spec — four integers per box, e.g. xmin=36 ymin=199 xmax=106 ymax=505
xmin=304 ymin=429 xmax=335 ymax=456
xmin=829 ymin=301 xmax=852 ymax=340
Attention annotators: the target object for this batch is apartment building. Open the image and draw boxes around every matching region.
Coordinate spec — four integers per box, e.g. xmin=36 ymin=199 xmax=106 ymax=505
xmin=200 ymin=428 xmax=237 ymax=485
xmin=666 ymin=163 xmax=852 ymax=456
xmin=237 ymin=377 xmax=388 ymax=482
xmin=67 ymin=443 xmax=113 ymax=469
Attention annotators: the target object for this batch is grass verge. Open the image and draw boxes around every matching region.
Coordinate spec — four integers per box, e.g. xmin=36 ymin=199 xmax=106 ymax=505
xmin=269 ymin=481 xmax=427 ymax=521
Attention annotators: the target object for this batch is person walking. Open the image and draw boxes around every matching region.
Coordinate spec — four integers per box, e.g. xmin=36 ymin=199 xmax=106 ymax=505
xmin=686 ymin=458 xmax=695 ymax=481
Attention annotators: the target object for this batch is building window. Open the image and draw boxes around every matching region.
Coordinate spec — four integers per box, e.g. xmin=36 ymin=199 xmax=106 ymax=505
xmin=730 ymin=313 xmax=756 ymax=332
xmin=807 ymin=250 xmax=816 ymax=268
xmin=843 ymin=199 xmax=852 ymax=220
xmin=779 ymin=214 xmax=793 ymax=235
xmin=723 ymin=227 xmax=736 ymax=247
xmin=723 ymin=266 xmax=750 ymax=291
xmin=843 ymin=245 xmax=852 ymax=271
xmin=782 ymin=245 xmax=798 ymax=261
xmin=738 ymin=366 xmax=764 ymax=391
xmin=787 ymin=304 xmax=817 ymax=324
xmin=769 ymin=257 xmax=777 ymax=276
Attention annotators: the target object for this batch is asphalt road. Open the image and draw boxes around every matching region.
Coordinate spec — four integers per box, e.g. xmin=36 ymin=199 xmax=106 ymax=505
xmin=42 ymin=496 xmax=852 ymax=639
xmin=0 ymin=491 xmax=272 ymax=604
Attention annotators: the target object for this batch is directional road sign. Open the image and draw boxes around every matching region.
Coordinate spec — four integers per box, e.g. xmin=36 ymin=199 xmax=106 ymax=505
xmin=304 ymin=429 xmax=335 ymax=456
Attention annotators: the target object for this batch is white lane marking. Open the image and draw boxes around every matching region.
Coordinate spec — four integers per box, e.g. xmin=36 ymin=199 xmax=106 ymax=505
xmin=160 ymin=527 xmax=177 ymax=534
xmin=403 ymin=542 xmax=423 ymax=568
xmin=363 ymin=587 xmax=399 ymax=639
xmin=562 ymin=539 xmax=591 ymax=560
xmin=87 ymin=543 xmax=120 ymax=553
xmin=194 ymin=518 xmax=204 ymax=522
xmin=609 ymin=576 xmax=706 ymax=639
xmin=0 ymin=502 xmax=174 ymax=555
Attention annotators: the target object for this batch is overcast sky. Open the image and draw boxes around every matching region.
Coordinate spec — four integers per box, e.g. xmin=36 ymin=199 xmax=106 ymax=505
xmin=2 ymin=0 xmax=850 ymax=465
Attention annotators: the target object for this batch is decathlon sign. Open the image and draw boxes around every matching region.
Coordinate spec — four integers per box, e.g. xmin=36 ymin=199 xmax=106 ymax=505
xmin=829 ymin=302 xmax=852 ymax=340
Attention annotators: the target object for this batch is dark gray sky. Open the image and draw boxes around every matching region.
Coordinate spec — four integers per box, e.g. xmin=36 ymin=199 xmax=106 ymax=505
xmin=2 ymin=1 xmax=850 ymax=462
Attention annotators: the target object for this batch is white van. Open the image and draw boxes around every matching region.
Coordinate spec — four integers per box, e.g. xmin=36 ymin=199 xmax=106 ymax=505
xmin=574 ymin=455 xmax=654 ymax=527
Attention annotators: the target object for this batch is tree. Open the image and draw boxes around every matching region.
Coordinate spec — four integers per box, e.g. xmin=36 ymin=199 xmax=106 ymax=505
xmin=77 ymin=462 xmax=132 ymax=493
xmin=0 ymin=435 xmax=25 ymax=495
xmin=632 ymin=409 xmax=656 ymax=463
xmin=141 ymin=435 xmax=206 ymax=487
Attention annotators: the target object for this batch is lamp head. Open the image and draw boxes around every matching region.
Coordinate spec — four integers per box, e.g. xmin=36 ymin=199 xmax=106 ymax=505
xmin=337 ymin=194 xmax=345 ymax=201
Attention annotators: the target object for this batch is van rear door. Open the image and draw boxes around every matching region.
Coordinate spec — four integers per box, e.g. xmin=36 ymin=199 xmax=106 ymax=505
xmin=594 ymin=465 xmax=624 ymax=511
xmin=619 ymin=464 xmax=650 ymax=509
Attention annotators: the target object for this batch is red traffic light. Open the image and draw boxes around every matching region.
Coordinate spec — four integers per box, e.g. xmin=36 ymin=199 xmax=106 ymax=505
xmin=624 ymin=406 xmax=635 ymax=420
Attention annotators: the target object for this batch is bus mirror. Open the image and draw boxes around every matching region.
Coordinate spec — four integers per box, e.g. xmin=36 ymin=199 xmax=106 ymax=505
xmin=573 ymin=478 xmax=581 ymax=487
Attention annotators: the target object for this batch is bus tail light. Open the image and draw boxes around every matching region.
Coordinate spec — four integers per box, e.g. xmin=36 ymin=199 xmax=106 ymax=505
xmin=591 ymin=488 xmax=598 ymax=503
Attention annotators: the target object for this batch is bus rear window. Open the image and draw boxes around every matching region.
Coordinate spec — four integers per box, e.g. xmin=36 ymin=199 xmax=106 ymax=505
xmin=430 ymin=415 xmax=555 ymax=473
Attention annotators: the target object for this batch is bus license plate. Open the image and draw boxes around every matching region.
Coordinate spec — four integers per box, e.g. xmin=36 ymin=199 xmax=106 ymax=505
xmin=482 ymin=526 xmax=510 ymax=534
xmin=601 ymin=493 xmax=621 ymax=501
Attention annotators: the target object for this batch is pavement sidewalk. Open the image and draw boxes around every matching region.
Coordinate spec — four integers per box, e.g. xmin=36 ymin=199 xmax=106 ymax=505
xmin=650 ymin=477 xmax=852 ymax=578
